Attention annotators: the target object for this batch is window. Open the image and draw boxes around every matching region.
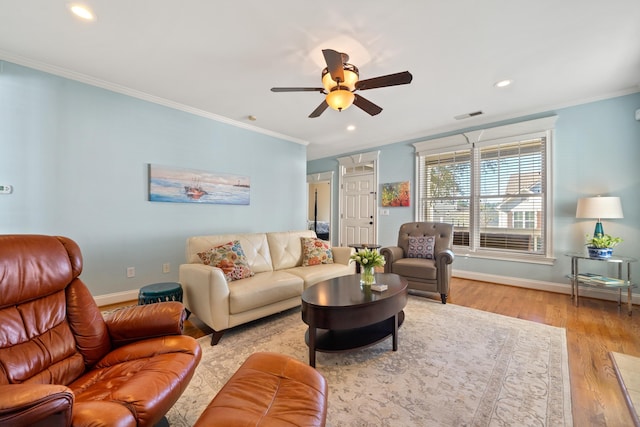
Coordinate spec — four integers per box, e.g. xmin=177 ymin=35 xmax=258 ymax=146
xmin=414 ymin=117 xmax=555 ymax=261
xmin=513 ymin=211 xmax=536 ymax=229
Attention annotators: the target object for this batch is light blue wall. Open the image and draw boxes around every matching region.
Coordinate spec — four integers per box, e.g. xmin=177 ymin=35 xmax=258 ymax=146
xmin=309 ymin=92 xmax=640 ymax=288
xmin=0 ymin=61 xmax=307 ymax=297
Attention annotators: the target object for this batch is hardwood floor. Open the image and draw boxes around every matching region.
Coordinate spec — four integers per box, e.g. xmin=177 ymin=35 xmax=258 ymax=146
xmin=102 ymin=277 xmax=639 ymax=426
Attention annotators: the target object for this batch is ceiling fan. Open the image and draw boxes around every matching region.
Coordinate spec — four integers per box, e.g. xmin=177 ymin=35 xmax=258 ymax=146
xmin=271 ymin=49 xmax=413 ymax=118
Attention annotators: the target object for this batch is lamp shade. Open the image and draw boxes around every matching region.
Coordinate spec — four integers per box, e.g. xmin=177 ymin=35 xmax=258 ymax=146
xmin=321 ymin=65 xmax=359 ymax=92
xmin=326 ymin=87 xmax=355 ymax=111
xmin=575 ymin=196 xmax=624 ymax=219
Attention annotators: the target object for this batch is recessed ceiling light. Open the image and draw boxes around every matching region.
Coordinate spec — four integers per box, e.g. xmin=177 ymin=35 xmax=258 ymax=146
xmin=494 ymin=79 xmax=513 ymax=88
xmin=68 ymin=4 xmax=96 ymax=21
xmin=347 ymin=125 xmax=356 ymax=131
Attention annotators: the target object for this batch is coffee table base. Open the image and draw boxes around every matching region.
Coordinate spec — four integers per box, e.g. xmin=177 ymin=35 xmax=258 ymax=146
xmin=305 ymin=311 xmax=405 ymax=367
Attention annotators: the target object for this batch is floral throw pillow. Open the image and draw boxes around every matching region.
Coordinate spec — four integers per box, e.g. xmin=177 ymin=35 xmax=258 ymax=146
xmin=407 ymin=235 xmax=435 ymax=259
xmin=301 ymin=237 xmax=334 ymax=266
xmin=197 ymin=240 xmax=254 ymax=282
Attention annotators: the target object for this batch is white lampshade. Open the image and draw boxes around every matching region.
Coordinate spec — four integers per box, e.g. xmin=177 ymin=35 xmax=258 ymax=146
xmin=576 ymin=196 xmax=624 ymax=219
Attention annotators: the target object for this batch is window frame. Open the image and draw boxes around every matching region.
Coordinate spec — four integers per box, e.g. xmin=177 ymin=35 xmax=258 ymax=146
xmin=413 ymin=116 xmax=556 ymax=264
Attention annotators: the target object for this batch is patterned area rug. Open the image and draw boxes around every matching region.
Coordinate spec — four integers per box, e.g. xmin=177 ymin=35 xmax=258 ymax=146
xmin=167 ymin=296 xmax=573 ymax=426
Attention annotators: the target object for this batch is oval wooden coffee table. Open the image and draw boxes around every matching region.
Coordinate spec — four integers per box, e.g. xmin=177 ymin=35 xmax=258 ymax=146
xmin=301 ymin=273 xmax=408 ymax=367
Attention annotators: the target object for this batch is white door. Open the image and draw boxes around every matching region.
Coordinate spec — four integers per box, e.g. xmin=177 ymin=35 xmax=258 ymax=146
xmin=341 ymin=173 xmax=376 ymax=246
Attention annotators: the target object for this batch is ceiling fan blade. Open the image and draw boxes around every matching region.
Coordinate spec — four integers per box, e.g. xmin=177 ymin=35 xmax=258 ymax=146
xmin=271 ymin=87 xmax=324 ymax=92
xmin=355 ymin=71 xmax=413 ymax=91
xmin=309 ymin=100 xmax=329 ymax=118
xmin=353 ymin=94 xmax=383 ymax=116
xmin=322 ymin=49 xmax=345 ymax=84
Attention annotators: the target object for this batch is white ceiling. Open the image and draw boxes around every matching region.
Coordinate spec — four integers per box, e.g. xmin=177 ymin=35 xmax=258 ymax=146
xmin=1 ymin=1 xmax=639 ymax=160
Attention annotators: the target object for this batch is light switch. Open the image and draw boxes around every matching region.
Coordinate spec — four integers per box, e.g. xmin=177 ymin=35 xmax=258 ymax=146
xmin=0 ymin=185 xmax=12 ymax=194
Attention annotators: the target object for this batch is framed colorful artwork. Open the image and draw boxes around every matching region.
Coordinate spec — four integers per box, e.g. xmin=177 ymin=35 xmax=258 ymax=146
xmin=381 ymin=181 xmax=410 ymax=207
xmin=148 ymin=164 xmax=250 ymax=205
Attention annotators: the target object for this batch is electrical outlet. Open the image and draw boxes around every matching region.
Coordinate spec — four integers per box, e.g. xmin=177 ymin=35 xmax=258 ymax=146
xmin=126 ymin=267 xmax=135 ymax=278
xmin=162 ymin=263 xmax=170 ymax=273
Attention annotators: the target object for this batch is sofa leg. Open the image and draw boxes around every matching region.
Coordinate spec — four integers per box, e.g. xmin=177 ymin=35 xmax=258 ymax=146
xmin=210 ymin=330 xmax=225 ymax=346
xmin=440 ymin=294 xmax=447 ymax=304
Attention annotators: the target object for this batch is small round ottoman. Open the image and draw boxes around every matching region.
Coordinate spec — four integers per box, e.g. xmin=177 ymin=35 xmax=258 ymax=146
xmin=138 ymin=282 xmax=183 ymax=305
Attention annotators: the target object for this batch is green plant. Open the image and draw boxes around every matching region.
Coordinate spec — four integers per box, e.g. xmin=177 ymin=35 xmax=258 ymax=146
xmin=349 ymin=248 xmax=385 ymax=268
xmin=585 ymin=234 xmax=622 ymax=249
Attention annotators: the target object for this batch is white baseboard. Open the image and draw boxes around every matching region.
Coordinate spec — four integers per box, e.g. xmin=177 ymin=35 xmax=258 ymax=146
xmin=453 ymin=269 xmax=637 ymax=306
xmin=94 ymin=271 xmax=637 ymax=308
xmin=94 ymin=289 xmax=139 ymax=307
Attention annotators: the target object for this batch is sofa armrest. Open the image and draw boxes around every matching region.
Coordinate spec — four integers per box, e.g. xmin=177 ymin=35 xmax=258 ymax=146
xmin=0 ymin=384 xmax=73 ymax=427
xmin=179 ymin=263 xmax=231 ymax=332
xmin=380 ymin=246 xmax=404 ymax=273
xmin=331 ymin=246 xmax=355 ymax=266
xmin=105 ymin=302 xmax=185 ymax=347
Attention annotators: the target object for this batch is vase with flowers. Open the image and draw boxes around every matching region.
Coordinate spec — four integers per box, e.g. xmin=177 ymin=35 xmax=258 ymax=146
xmin=350 ymin=248 xmax=386 ymax=287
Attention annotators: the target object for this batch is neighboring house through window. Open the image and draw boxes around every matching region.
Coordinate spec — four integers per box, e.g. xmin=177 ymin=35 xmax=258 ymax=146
xmin=414 ymin=116 xmax=556 ymax=263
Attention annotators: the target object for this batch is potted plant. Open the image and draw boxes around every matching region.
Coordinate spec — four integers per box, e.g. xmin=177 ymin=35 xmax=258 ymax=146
xmin=585 ymin=234 xmax=622 ymax=259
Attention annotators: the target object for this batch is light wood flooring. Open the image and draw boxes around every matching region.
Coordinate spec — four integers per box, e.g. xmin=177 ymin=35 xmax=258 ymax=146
xmin=102 ymin=277 xmax=640 ymax=426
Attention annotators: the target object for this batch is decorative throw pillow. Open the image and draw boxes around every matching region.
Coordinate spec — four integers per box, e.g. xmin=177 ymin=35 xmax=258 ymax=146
xmin=301 ymin=237 xmax=334 ymax=266
xmin=407 ymin=235 xmax=435 ymax=259
xmin=197 ymin=240 xmax=254 ymax=282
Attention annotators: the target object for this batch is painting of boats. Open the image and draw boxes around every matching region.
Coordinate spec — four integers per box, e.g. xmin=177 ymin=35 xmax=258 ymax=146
xmin=148 ymin=164 xmax=250 ymax=205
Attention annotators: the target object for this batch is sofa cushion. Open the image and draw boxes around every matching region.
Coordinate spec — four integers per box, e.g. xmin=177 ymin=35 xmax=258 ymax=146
xmin=267 ymin=230 xmax=317 ymax=271
xmin=229 ymin=271 xmax=303 ymax=314
xmin=286 ymin=263 xmax=354 ymax=289
xmin=301 ymin=237 xmax=334 ymax=266
xmin=187 ymin=233 xmax=273 ymax=274
xmin=406 ymin=235 xmax=435 ymax=259
xmin=197 ymin=240 xmax=254 ymax=282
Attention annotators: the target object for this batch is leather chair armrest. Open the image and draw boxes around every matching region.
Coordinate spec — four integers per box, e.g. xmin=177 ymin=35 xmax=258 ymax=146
xmin=105 ymin=301 xmax=186 ymax=347
xmin=0 ymin=384 xmax=73 ymax=427
xmin=436 ymin=249 xmax=455 ymax=294
xmin=435 ymin=248 xmax=455 ymax=267
xmin=380 ymin=246 xmax=404 ymax=273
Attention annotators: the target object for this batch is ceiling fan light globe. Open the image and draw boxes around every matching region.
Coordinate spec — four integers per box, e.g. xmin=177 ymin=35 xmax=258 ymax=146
xmin=321 ymin=66 xmax=359 ymax=92
xmin=326 ymin=88 xmax=355 ymax=111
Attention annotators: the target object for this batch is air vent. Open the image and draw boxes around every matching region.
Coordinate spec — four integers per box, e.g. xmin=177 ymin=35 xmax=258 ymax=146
xmin=454 ymin=111 xmax=483 ymax=120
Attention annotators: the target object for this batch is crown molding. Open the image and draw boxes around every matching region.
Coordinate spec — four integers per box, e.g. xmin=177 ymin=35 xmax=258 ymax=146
xmin=0 ymin=52 xmax=309 ymax=147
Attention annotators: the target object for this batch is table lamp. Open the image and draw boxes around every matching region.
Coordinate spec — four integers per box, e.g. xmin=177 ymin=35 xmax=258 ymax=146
xmin=575 ymin=196 xmax=624 ymax=237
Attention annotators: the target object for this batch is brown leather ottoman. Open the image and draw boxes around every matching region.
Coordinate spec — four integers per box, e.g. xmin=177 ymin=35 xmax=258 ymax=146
xmin=194 ymin=352 xmax=328 ymax=426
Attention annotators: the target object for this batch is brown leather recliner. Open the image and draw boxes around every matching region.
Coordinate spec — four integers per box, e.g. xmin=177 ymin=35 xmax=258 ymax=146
xmin=0 ymin=235 xmax=202 ymax=427
xmin=381 ymin=222 xmax=455 ymax=303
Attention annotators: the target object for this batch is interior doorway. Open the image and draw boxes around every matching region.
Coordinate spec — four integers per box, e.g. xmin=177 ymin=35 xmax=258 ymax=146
xmin=307 ymin=171 xmax=334 ymax=242
xmin=337 ymin=151 xmax=379 ymax=246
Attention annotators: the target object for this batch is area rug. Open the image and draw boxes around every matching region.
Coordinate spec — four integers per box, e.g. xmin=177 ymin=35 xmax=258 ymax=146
xmin=610 ymin=351 xmax=640 ymax=426
xmin=166 ymin=296 xmax=573 ymax=426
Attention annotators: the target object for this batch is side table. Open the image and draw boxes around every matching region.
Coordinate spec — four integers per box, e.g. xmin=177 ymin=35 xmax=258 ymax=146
xmin=565 ymin=252 xmax=637 ymax=315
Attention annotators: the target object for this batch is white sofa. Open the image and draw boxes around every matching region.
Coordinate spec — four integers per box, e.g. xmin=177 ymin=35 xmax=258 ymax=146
xmin=179 ymin=230 xmax=355 ymax=345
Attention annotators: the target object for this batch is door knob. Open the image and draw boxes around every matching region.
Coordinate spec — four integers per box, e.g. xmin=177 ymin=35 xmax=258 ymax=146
xmin=369 ymin=221 xmax=373 ymax=225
